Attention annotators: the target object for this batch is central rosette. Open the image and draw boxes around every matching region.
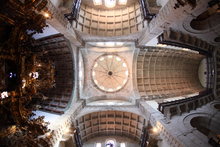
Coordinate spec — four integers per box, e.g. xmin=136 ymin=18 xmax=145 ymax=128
xmin=92 ymin=54 xmax=129 ymax=92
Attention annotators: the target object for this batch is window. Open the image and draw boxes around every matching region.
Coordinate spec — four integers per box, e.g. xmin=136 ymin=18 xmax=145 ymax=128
xmin=96 ymin=143 xmax=101 ymax=147
xmin=120 ymin=143 xmax=126 ymax=147
xmin=105 ymin=139 xmax=115 ymax=147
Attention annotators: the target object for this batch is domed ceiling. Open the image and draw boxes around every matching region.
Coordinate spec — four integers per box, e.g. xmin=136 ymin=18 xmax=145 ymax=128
xmin=92 ymin=54 xmax=129 ymax=92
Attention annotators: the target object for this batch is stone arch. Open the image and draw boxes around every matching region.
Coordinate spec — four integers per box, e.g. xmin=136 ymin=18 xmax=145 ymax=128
xmin=183 ymin=112 xmax=220 ymax=140
xmin=210 ymin=101 xmax=220 ymax=111
xmin=182 ymin=4 xmax=220 ymax=38
xmin=190 ymin=116 xmax=217 ymax=137
xmin=189 ymin=115 xmax=220 ymax=147
xmin=214 ymin=37 xmax=220 ymax=43
xmin=190 ymin=10 xmax=220 ymax=31
xmin=214 ymin=104 xmax=220 ymax=110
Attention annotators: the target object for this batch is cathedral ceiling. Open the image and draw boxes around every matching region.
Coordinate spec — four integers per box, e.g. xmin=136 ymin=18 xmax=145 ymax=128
xmin=0 ymin=0 xmax=219 ymax=146
xmin=82 ymin=0 xmax=137 ymax=10
xmin=137 ymin=47 xmax=205 ymax=100
xmin=32 ymin=34 xmax=75 ymax=114
xmin=80 ymin=43 xmax=136 ymax=102
xmin=75 ymin=110 xmax=145 ymax=142
xmin=80 ymin=43 xmax=207 ymax=104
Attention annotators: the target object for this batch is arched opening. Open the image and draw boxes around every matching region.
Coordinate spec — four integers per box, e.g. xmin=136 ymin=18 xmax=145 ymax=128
xmin=190 ymin=8 xmax=220 ymax=31
xmin=105 ymin=139 xmax=116 ymax=147
xmin=214 ymin=104 xmax=220 ymax=110
xmin=214 ymin=37 xmax=220 ymax=42
xmin=84 ymin=136 xmax=137 ymax=147
xmin=191 ymin=117 xmax=211 ymax=136
xmin=190 ymin=116 xmax=220 ymax=145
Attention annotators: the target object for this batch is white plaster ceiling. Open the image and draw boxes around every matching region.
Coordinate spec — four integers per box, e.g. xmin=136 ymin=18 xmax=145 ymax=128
xmin=87 ymin=100 xmax=132 ymax=106
xmin=92 ymin=54 xmax=129 ymax=92
xmin=80 ymin=42 xmax=137 ymax=102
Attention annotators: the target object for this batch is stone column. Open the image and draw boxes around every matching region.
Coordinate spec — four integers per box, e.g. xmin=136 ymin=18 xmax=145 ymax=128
xmin=213 ymin=49 xmax=217 ymax=99
xmin=185 ymin=103 xmax=190 ymax=113
xmin=75 ymin=47 xmax=80 ymax=100
xmin=177 ymin=105 xmax=181 ymax=115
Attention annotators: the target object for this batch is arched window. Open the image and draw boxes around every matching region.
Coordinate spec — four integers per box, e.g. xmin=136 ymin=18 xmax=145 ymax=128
xmin=96 ymin=143 xmax=101 ymax=147
xmin=190 ymin=116 xmax=220 ymax=137
xmin=105 ymin=139 xmax=116 ymax=147
xmin=190 ymin=8 xmax=220 ymax=31
xmin=214 ymin=37 xmax=220 ymax=43
xmin=120 ymin=142 xmax=126 ymax=147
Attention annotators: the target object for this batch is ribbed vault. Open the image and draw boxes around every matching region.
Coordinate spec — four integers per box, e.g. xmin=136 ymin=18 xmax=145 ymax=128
xmin=75 ymin=111 xmax=145 ymax=142
xmin=137 ymin=47 xmax=205 ymax=99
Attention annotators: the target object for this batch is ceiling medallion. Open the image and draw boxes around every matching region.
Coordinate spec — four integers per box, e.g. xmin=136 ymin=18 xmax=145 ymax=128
xmin=93 ymin=0 xmax=127 ymax=8
xmin=92 ymin=54 xmax=129 ymax=92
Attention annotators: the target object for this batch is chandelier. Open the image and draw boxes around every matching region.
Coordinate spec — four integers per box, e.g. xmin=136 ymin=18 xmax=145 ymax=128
xmin=93 ymin=0 xmax=127 ymax=8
